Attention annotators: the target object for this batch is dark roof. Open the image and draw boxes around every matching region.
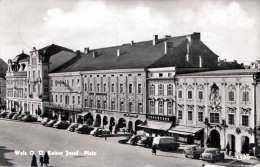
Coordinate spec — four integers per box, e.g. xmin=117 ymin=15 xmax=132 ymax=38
xmin=49 ymin=50 xmax=78 ymax=72
xmin=13 ymin=52 xmax=29 ymax=62
xmin=0 ymin=58 xmax=7 ymax=77
xmin=177 ymin=69 xmax=260 ymax=77
xmin=56 ymin=33 xmax=217 ymax=73
xmin=38 ymin=44 xmax=73 ymax=58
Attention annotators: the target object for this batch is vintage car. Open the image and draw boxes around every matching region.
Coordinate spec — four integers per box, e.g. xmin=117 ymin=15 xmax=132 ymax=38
xmin=7 ymin=112 xmax=16 ymax=119
xmin=184 ymin=145 xmax=204 ymax=159
xmin=53 ymin=120 xmax=70 ymax=129
xmin=17 ymin=114 xmax=26 ymax=120
xmin=127 ymin=135 xmax=142 ymax=145
xmin=137 ymin=136 xmax=154 ymax=148
xmin=75 ymin=125 xmax=94 ymax=134
xmin=201 ymin=148 xmax=225 ymax=162
xmin=21 ymin=115 xmax=37 ymax=122
xmin=45 ymin=120 xmax=57 ymax=127
xmin=11 ymin=113 xmax=20 ymax=120
xmin=0 ymin=111 xmax=9 ymax=118
xmin=67 ymin=123 xmax=80 ymax=132
xmin=92 ymin=128 xmax=111 ymax=137
xmin=41 ymin=118 xmax=49 ymax=126
xmin=152 ymin=136 xmax=179 ymax=152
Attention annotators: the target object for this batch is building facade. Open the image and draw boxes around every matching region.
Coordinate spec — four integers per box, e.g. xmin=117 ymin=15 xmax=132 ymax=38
xmin=0 ymin=76 xmax=6 ymax=109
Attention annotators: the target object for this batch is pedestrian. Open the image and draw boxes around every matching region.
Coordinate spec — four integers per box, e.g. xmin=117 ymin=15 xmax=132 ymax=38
xmin=39 ymin=155 xmax=44 ymax=167
xmin=43 ymin=152 xmax=49 ymax=167
xmin=31 ymin=154 xmax=38 ymax=167
xmin=152 ymin=144 xmax=157 ymax=155
xmin=226 ymin=143 xmax=230 ymax=156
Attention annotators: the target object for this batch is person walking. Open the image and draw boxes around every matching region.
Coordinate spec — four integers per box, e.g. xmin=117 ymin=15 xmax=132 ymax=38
xmin=43 ymin=152 xmax=49 ymax=167
xmin=31 ymin=154 xmax=38 ymax=167
xmin=152 ymin=144 xmax=157 ymax=156
xmin=39 ymin=155 xmax=44 ymax=167
xmin=226 ymin=143 xmax=230 ymax=156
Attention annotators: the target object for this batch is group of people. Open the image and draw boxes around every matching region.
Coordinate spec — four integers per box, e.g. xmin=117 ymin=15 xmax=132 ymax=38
xmin=31 ymin=152 xmax=49 ymax=167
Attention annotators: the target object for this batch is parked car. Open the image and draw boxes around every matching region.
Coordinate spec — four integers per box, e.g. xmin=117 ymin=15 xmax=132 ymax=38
xmin=12 ymin=113 xmax=20 ymax=120
xmin=21 ymin=115 xmax=37 ymax=122
xmin=17 ymin=114 xmax=26 ymax=120
xmin=184 ymin=145 xmax=204 ymax=159
xmin=0 ymin=111 xmax=9 ymax=118
xmin=53 ymin=120 xmax=70 ymax=129
xmin=153 ymin=136 xmax=179 ymax=152
xmin=127 ymin=135 xmax=142 ymax=145
xmin=7 ymin=112 xmax=16 ymax=119
xmin=201 ymin=148 xmax=225 ymax=162
xmin=41 ymin=118 xmax=49 ymax=126
xmin=67 ymin=123 xmax=80 ymax=132
xmin=90 ymin=127 xmax=101 ymax=135
xmin=137 ymin=136 xmax=154 ymax=148
xmin=93 ymin=128 xmax=111 ymax=137
xmin=75 ymin=125 xmax=94 ymax=134
xmin=45 ymin=120 xmax=57 ymax=127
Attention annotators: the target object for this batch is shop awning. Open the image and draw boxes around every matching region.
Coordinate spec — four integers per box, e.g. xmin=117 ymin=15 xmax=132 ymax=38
xmin=78 ymin=112 xmax=90 ymax=117
xmin=168 ymin=126 xmax=203 ymax=136
xmin=138 ymin=120 xmax=173 ymax=131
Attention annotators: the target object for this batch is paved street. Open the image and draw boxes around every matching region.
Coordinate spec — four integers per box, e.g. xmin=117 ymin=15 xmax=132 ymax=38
xmin=0 ymin=119 xmax=257 ymax=167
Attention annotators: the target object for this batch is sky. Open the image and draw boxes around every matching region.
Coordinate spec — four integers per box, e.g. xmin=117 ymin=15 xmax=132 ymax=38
xmin=0 ymin=0 xmax=259 ymax=64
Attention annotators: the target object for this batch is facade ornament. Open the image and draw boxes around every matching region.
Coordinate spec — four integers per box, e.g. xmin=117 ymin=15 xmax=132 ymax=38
xmin=226 ymin=106 xmax=236 ymax=113
xmin=236 ymin=127 xmax=241 ymax=134
xmin=240 ymin=107 xmax=251 ymax=115
xmin=209 ymin=83 xmax=221 ymax=112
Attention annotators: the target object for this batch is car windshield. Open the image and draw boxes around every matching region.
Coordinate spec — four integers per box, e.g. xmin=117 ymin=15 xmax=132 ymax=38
xmin=205 ymin=149 xmax=217 ymax=153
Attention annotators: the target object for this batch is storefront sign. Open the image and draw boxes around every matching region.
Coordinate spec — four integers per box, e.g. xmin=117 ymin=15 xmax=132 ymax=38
xmin=123 ymin=113 xmax=138 ymax=118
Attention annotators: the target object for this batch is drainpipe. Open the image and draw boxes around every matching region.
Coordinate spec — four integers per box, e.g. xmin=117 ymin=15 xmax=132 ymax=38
xmin=253 ymin=74 xmax=257 ymax=156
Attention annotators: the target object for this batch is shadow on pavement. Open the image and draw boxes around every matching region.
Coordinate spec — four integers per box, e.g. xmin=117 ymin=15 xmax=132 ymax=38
xmin=155 ymin=154 xmax=183 ymax=159
xmin=0 ymin=146 xmax=14 ymax=166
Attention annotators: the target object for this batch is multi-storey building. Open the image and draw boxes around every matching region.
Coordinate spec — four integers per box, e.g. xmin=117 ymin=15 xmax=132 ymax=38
xmin=49 ymin=32 xmax=218 ymax=133
xmin=0 ymin=76 xmax=6 ymax=109
xmin=6 ymin=44 xmax=76 ymax=116
xmin=173 ymin=69 xmax=260 ymax=155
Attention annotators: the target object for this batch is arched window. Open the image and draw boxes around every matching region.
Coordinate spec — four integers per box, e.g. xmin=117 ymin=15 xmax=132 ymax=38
xmin=158 ymin=101 xmax=164 ymax=114
xmin=167 ymin=84 xmax=173 ymax=96
xmin=158 ymin=84 xmax=164 ymax=96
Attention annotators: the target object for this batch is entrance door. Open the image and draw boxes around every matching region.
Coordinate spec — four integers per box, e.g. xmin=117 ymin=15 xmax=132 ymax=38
xmin=208 ymin=130 xmax=220 ymax=149
xmin=241 ymin=136 xmax=250 ymax=154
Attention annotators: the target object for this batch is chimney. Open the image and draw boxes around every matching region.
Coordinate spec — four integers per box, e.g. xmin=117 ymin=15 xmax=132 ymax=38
xmin=84 ymin=47 xmax=90 ymax=54
xmin=191 ymin=32 xmax=200 ymax=41
xmin=164 ymin=41 xmax=168 ymax=55
xmin=153 ymin=35 xmax=158 ymax=45
xmin=92 ymin=50 xmax=96 ymax=58
xmin=131 ymin=40 xmax=134 ymax=46
xmin=117 ymin=48 xmax=120 ymax=57
xmin=199 ymin=56 xmax=203 ymax=68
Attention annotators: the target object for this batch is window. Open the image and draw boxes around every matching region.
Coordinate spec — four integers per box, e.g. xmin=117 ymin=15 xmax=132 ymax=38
xmin=84 ymin=83 xmax=87 ymax=91
xmin=97 ymin=84 xmax=100 ymax=92
xmin=84 ymin=99 xmax=88 ymax=107
xmin=198 ymin=112 xmax=203 ymax=122
xmin=167 ymin=84 xmax=173 ymax=96
xmin=129 ymin=102 xmax=133 ymax=112
xmin=158 ymin=84 xmax=164 ymax=96
xmin=78 ymin=96 xmax=80 ymax=104
xmin=242 ymin=115 xmax=249 ymax=126
xmin=103 ymin=83 xmax=106 ymax=92
xmin=111 ymin=101 xmax=115 ymax=110
xmin=149 ymin=84 xmax=155 ymax=96
xmin=97 ymin=100 xmax=101 ymax=108
xmin=120 ymin=84 xmax=123 ymax=93
xmin=60 ymin=95 xmax=62 ymax=103
xmin=167 ymin=102 xmax=173 ymax=115
xmin=178 ymin=110 xmax=182 ymax=120
xmin=111 ymin=83 xmax=115 ymax=93
xmin=72 ymin=96 xmax=75 ymax=104
xmin=103 ymin=100 xmax=107 ymax=109
xmin=149 ymin=101 xmax=155 ymax=114
xmin=138 ymin=103 xmax=143 ymax=113
xmin=228 ymin=91 xmax=235 ymax=101
xmin=90 ymin=99 xmax=93 ymax=107
xmin=90 ymin=83 xmax=93 ymax=91
xmin=198 ymin=91 xmax=203 ymax=100
xmin=188 ymin=91 xmax=193 ymax=99
xmin=138 ymin=84 xmax=142 ymax=94
xmin=129 ymin=84 xmax=133 ymax=93
xmin=178 ymin=90 xmax=182 ymax=98
xmin=55 ymin=95 xmax=58 ymax=102
xmin=159 ymin=73 xmax=163 ymax=77
xmin=158 ymin=101 xmax=164 ymax=114
xmin=72 ymin=79 xmax=74 ymax=86
xmin=188 ymin=111 xmax=193 ymax=121
xmin=242 ymin=91 xmax=249 ymax=102
xmin=228 ymin=114 xmax=234 ymax=125
xmin=120 ymin=101 xmax=124 ymax=111
xmin=210 ymin=113 xmax=219 ymax=123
